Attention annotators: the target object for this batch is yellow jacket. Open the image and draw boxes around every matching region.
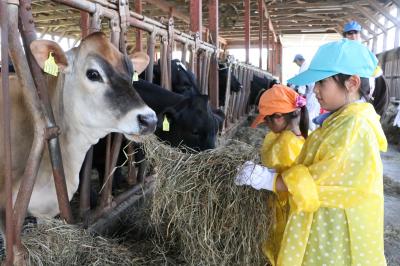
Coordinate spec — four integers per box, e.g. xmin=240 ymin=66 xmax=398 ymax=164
xmin=278 ymin=102 xmax=387 ymax=266
xmin=260 ymin=130 xmax=305 ymax=265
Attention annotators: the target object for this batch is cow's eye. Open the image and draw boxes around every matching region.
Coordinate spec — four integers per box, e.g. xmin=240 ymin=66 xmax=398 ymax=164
xmin=86 ymin=69 xmax=103 ymax=82
xmin=192 ymin=129 xmax=200 ymax=136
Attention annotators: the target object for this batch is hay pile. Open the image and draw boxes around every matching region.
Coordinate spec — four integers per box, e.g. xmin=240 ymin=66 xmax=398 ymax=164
xmin=142 ymin=136 xmax=274 ymax=266
xmin=21 ymin=219 xmax=135 ymax=265
xmin=233 ymin=126 xmax=267 ymax=147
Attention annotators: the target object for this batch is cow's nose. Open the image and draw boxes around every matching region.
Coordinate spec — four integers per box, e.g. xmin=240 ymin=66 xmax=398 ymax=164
xmin=138 ymin=113 xmax=157 ymax=134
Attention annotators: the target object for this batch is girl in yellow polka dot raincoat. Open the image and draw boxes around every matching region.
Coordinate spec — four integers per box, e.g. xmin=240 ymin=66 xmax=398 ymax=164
xmin=249 ymin=84 xmax=309 ymax=264
xmin=235 ymin=39 xmax=389 ymax=266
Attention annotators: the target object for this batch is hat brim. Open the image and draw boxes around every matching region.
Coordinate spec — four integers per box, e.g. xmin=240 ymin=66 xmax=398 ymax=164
xmin=288 ymin=69 xmax=338 ymax=86
xmin=250 ymin=114 xmax=265 ymax=128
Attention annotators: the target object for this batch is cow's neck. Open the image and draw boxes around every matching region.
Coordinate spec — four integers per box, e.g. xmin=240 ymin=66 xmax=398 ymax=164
xmin=49 ymin=73 xmax=106 ymax=192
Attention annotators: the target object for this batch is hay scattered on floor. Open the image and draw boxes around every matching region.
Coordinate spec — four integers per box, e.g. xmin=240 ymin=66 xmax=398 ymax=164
xmin=21 ymin=219 xmax=135 ymax=266
xmin=141 ymin=136 xmax=274 ymax=266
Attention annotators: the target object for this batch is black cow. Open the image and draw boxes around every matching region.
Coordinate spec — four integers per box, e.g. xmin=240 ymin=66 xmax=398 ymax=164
xmin=135 ymin=79 xmax=224 ymax=150
xmin=248 ymin=75 xmax=278 ymax=107
xmin=86 ymin=79 xmax=225 ymax=196
xmin=153 ymin=59 xmax=201 ymax=97
xmin=218 ymin=63 xmax=243 ymax=106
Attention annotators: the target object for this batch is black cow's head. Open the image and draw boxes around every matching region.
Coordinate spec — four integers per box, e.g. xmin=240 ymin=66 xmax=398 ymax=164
xmin=218 ymin=65 xmax=243 ymax=106
xmin=153 ymin=59 xmax=200 ymax=97
xmin=249 ymin=75 xmax=278 ymax=106
xmin=170 ymin=60 xmax=200 ymax=96
xmin=155 ymin=95 xmax=225 ymax=151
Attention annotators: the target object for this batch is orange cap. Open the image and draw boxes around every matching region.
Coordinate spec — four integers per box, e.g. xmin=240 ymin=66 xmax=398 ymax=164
xmin=251 ymin=84 xmax=305 ymax=128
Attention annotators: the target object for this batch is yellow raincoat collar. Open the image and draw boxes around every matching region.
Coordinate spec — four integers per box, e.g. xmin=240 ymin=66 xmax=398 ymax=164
xmin=323 ymin=102 xmax=387 ymax=152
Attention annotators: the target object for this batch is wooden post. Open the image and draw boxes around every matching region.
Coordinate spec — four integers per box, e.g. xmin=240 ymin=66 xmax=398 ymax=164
xmin=135 ymin=0 xmax=143 ymax=51
xmin=266 ymin=19 xmax=270 ymax=72
xmin=190 ymin=0 xmax=202 ymax=37
xmin=244 ymin=0 xmax=250 ymax=64
xmin=258 ymin=0 xmax=263 ymax=68
xmin=208 ymin=0 xmax=219 ymax=108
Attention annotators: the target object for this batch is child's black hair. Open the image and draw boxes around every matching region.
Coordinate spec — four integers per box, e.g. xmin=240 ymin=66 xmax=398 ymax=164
xmin=283 ymin=106 xmax=309 ymax=139
xmin=332 ymin=74 xmax=389 ymax=116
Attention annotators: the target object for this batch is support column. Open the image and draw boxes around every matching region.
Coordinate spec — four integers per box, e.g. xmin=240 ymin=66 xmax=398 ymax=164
xmin=266 ymin=19 xmax=270 ymax=72
xmin=258 ymin=0 xmax=263 ymax=69
xmin=135 ymin=0 xmax=143 ymax=51
xmin=244 ymin=0 xmax=250 ymax=64
xmin=383 ymin=17 xmax=388 ymax=52
xmin=396 ymin=6 xmax=400 ymax=47
xmin=190 ymin=0 xmax=202 ymax=37
xmin=190 ymin=0 xmax=202 ymax=79
xmin=208 ymin=0 xmax=219 ymax=108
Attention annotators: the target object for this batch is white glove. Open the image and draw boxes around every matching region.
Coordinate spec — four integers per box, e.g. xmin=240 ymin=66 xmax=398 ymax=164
xmin=234 ymin=161 xmax=276 ymax=191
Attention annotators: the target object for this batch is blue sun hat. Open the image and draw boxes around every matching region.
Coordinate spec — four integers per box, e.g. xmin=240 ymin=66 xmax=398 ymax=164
xmin=344 ymin=21 xmax=362 ymax=33
xmin=288 ymin=39 xmax=379 ymax=86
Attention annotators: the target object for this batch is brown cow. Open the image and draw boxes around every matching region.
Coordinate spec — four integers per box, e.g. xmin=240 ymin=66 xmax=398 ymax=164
xmin=0 ymin=32 xmax=157 ymax=237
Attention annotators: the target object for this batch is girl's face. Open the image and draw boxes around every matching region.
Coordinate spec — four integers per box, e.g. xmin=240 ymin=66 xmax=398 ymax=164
xmin=314 ymin=77 xmax=348 ymax=111
xmin=265 ymin=113 xmax=287 ymax=133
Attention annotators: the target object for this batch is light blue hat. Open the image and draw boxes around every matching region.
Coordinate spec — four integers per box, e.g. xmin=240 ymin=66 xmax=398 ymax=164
xmin=288 ymin=39 xmax=378 ymax=86
xmin=343 ymin=21 xmax=362 ymax=33
xmin=293 ymin=54 xmax=305 ymax=62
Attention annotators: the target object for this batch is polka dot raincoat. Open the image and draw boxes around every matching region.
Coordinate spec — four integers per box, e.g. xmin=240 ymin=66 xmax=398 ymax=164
xmin=260 ymin=130 xmax=305 ymax=265
xmin=277 ymin=102 xmax=387 ymax=266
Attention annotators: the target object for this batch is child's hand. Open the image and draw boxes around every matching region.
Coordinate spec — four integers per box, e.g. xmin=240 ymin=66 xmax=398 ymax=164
xmin=234 ymin=161 xmax=276 ymax=191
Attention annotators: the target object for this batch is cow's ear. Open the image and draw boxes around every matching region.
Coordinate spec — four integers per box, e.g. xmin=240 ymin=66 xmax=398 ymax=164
xmin=30 ymin=40 xmax=69 ymax=72
xmin=130 ymin=51 xmax=150 ymax=75
xmin=157 ymin=108 xmax=177 ymax=129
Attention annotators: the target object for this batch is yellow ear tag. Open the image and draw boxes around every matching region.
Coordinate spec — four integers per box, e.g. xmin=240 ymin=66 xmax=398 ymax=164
xmin=162 ymin=115 xmax=170 ymax=132
xmin=132 ymin=71 xmax=139 ymax=82
xmin=43 ymin=52 xmax=59 ymax=76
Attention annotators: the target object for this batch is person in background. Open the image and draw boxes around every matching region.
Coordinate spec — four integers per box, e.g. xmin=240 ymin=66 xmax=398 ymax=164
xmin=343 ymin=20 xmax=362 ymax=41
xmin=293 ymin=54 xmax=320 ymax=131
xmin=247 ymin=84 xmax=309 ymax=265
xmin=342 ymin=20 xmax=389 ymax=118
xmin=236 ymin=39 xmax=388 ymax=265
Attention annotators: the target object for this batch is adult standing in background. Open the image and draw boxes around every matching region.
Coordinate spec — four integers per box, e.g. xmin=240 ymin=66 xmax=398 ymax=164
xmin=293 ymin=54 xmax=320 ymax=131
xmin=343 ymin=20 xmax=362 ymax=41
xmin=343 ymin=20 xmax=389 ymax=118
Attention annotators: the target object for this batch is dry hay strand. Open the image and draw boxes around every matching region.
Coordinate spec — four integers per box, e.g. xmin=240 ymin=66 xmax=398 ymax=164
xmin=233 ymin=126 xmax=267 ymax=147
xmin=21 ymin=219 xmax=135 ymax=266
xmin=141 ymin=136 xmax=274 ymax=266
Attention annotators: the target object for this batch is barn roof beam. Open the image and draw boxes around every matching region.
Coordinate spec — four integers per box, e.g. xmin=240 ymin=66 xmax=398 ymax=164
xmin=366 ymin=0 xmax=400 ymax=27
xmin=268 ymin=2 xmax=354 ymax=9
xmin=272 ymin=16 xmax=342 ymax=21
xmin=261 ymin=0 xmax=277 ymax=42
xmin=145 ymin=0 xmax=227 ymax=45
xmin=353 ymin=3 xmax=387 ymax=33
xmin=145 ymin=0 xmax=189 ymax=23
xmin=391 ymin=0 xmax=400 ymax=8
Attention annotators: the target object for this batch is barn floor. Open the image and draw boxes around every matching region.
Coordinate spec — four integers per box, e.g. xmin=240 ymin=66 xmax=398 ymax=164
xmin=382 ymin=145 xmax=400 ymax=265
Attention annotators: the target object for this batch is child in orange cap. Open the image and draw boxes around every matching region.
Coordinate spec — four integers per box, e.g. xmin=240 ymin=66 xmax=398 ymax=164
xmin=238 ymin=84 xmax=309 ymax=264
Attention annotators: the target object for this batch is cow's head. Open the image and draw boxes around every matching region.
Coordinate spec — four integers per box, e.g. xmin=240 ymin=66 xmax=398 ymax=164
xmin=153 ymin=59 xmax=200 ymax=97
xmin=155 ymin=95 xmax=225 ymax=151
xmin=230 ymin=71 xmax=243 ymax=93
xmin=30 ymin=32 xmax=157 ymax=141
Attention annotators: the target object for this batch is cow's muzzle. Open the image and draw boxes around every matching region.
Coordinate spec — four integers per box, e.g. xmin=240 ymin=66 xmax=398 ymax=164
xmin=138 ymin=112 xmax=157 ymax=134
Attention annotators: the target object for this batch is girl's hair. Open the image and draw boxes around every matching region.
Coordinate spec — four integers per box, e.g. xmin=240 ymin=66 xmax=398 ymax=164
xmin=332 ymin=74 xmax=389 ymax=116
xmin=283 ymin=106 xmax=309 ymax=139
